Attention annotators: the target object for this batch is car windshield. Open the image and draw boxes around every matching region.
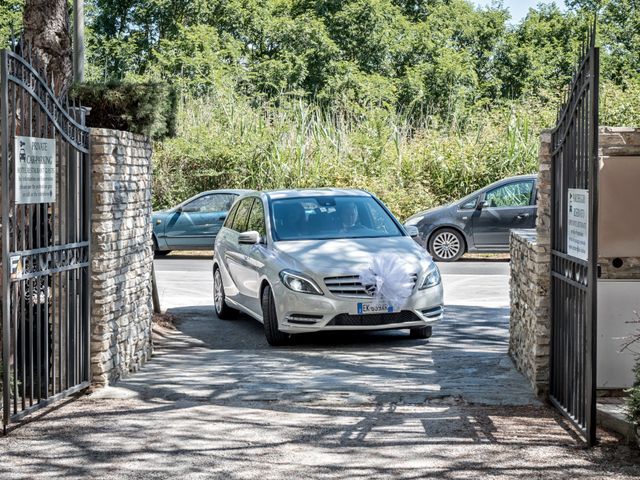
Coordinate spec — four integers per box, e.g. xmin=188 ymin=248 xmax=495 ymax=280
xmin=270 ymin=195 xmax=404 ymax=241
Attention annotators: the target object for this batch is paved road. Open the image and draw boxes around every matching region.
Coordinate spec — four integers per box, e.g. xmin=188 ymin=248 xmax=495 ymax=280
xmin=151 ymin=255 xmax=522 ymax=405
xmin=155 ymin=256 xmax=511 ymax=309
xmin=2 ymin=255 xmax=638 ymax=479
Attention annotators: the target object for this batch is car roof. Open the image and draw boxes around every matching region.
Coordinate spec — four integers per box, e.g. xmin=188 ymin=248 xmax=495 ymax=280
xmin=200 ymin=189 xmax=254 ymax=196
xmin=263 ymin=188 xmax=372 ymax=200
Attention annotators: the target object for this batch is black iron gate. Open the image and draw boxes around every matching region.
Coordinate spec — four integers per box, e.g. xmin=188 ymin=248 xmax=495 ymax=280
xmin=549 ymin=25 xmax=599 ymax=446
xmin=1 ymin=39 xmax=91 ymax=432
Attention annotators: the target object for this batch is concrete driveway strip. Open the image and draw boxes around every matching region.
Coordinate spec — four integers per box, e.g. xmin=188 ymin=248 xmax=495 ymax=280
xmin=1 ymin=256 xmax=638 ymax=479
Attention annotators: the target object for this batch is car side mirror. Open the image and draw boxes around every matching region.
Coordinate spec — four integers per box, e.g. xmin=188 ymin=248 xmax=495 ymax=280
xmin=405 ymin=225 xmax=419 ymax=238
xmin=238 ymin=230 xmax=261 ymax=245
xmin=477 ymin=200 xmax=489 ymax=210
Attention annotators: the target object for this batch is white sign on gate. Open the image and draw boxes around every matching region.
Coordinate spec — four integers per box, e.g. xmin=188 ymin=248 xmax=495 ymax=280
xmin=567 ymin=188 xmax=589 ymax=261
xmin=15 ymin=136 xmax=56 ymax=204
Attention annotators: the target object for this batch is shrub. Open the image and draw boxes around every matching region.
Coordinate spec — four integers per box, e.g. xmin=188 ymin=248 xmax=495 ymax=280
xmin=72 ymin=81 xmax=177 ymax=140
xmin=625 ymin=312 xmax=640 ymax=430
xmin=152 ymin=91 xmax=546 ymax=220
xmin=628 ymin=359 xmax=640 ymax=429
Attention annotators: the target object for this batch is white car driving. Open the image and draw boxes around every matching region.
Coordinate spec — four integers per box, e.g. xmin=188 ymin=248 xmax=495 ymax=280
xmin=213 ymin=189 xmax=444 ymax=346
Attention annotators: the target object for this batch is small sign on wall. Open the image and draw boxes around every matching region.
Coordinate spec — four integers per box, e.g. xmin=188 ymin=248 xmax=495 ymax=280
xmin=567 ymin=188 xmax=589 ymax=261
xmin=15 ymin=136 xmax=56 ymax=204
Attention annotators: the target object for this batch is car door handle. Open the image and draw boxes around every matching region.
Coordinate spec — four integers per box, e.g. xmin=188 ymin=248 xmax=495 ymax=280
xmin=516 ymin=213 xmax=530 ymax=219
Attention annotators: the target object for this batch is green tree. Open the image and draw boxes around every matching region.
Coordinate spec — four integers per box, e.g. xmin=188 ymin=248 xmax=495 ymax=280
xmin=0 ymin=0 xmax=24 ymax=48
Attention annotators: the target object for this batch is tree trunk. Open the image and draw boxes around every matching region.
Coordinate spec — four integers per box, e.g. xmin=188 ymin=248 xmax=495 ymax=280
xmin=22 ymin=0 xmax=72 ymax=96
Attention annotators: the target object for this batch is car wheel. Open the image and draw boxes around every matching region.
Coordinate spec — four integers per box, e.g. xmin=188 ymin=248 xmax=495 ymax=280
xmin=410 ymin=326 xmax=432 ymax=339
xmin=214 ymin=267 xmax=237 ymax=320
xmin=261 ymin=285 xmax=292 ymax=346
xmin=428 ymin=228 xmax=465 ymax=262
xmin=153 ymin=237 xmax=171 ymax=257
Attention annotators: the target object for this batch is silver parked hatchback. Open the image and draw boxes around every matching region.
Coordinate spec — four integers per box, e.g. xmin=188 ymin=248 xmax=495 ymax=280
xmin=213 ymin=189 xmax=444 ymax=346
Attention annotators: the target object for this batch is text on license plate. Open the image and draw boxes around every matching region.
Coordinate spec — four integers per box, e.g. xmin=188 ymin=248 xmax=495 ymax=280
xmin=357 ymin=303 xmax=393 ymax=314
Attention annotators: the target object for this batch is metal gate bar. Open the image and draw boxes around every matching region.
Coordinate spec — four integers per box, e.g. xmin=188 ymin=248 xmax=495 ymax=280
xmin=549 ymin=24 xmax=599 ymax=446
xmin=1 ymin=38 xmax=91 ymax=432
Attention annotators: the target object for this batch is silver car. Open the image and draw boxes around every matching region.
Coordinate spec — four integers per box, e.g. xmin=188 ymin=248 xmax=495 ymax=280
xmin=213 ymin=189 xmax=444 ymax=346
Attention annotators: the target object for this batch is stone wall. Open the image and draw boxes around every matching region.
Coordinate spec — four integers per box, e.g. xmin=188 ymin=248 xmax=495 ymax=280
xmin=509 ymin=230 xmax=550 ymax=395
xmin=509 ymin=127 xmax=640 ymax=396
xmin=508 ymin=131 xmax=552 ymax=396
xmin=90 ymin=128 xmax=154 ymax=387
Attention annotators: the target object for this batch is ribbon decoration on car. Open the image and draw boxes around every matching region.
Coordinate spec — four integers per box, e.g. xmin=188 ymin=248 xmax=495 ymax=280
xmin=359 ymin=255 xmax=414 ymax=310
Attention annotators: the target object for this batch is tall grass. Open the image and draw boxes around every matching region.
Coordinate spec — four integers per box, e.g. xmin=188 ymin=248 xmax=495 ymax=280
xmin=153 ymin=89 xmax=552 ymax=220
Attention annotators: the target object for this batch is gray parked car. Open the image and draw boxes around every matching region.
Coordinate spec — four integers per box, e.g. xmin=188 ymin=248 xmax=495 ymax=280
xmin=404 ymin=174 xmax=537 ymax=262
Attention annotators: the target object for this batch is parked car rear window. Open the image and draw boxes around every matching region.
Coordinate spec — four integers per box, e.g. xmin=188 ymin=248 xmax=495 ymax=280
xmin=270 ymin=196 xmax=403 ymax=241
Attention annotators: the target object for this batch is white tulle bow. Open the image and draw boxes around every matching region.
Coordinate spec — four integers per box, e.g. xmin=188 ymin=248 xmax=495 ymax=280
xmin=359 ymin=255 xmax=414 ymax=309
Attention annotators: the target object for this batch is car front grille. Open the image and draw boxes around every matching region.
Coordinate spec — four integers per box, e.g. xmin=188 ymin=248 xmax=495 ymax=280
xmin=327 ymin=310 xmax=421 ymax=326
xmin=324 ymin=273 xmax=419 ymax=298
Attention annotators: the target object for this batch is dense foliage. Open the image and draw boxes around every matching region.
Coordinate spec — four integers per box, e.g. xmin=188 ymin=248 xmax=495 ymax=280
xmin=72 ymin=81 xmax=177 ymax=139
xmin=2 ymin=1 xmax=640 ymax=217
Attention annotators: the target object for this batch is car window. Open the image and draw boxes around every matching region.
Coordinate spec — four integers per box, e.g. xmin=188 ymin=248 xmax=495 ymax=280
xmin=223 ymin=201 xmax=240 ymax=229
xmin=270 ymin=195 xmax=403 ymax=241
xmin=460 ymin=196 xmax=478 ymax=210
xmin=230 ymin=197 xmax=254 ymax=232
xmin=246 ymin=198 xmax=266 ymax=236
xmin=186 ymin=193 xmax=237 ymax=213
xmin=484 ymin=181 xmax=534 ymax=208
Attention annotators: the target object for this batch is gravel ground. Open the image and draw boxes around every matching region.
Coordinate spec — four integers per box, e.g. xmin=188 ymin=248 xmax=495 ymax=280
xmin=0 ymin=394 xmax=639 ymax=479
xmin=1 ymin=312 xmax=638 ymax=479
xmin=1 ymin=259 xmax=638 ymax=479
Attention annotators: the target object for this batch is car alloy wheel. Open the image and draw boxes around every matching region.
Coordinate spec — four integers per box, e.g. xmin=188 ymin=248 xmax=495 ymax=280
xmin=213 ymin=267 xmax=236 ymax=320
xmin=430 ymin=228 xmax=464 ymax=262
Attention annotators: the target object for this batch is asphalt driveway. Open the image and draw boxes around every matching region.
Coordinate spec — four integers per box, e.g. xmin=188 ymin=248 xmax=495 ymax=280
xmin=0 ymin=256 xmax=638 ymax=479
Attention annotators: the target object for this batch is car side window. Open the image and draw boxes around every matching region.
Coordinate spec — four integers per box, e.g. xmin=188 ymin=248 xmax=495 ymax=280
xmin=186 ymin=193 xmax=237 ymax=213
xmin=223 ymin=202 xmax=240 ymax=229
xmin=484 ymin=181 xmax=534 ymax=208
xmin=230 ymin=197 xmax=253 ymax=232
xmin=246 ymin=198 xmax=266 ymax=237
xmin=460 ymin=196 xmax=478 ymax=210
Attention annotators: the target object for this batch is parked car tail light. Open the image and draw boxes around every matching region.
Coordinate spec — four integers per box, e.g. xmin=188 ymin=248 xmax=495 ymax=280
xmin=419 ymin=264 xmax=441 ymax=290
xmin=279 ymin=270 xmax=324 ymax=295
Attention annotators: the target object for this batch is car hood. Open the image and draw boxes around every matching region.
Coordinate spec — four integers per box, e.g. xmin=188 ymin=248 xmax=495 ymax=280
xmin=405 ymin=204 xmax=450 ymax=223
xmin=272 ymin=236 xmax=433 ymax=277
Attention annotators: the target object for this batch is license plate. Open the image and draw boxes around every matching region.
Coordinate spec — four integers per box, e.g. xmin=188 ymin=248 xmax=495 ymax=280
xmin=357 ymin=303 xmax=393 ymax=314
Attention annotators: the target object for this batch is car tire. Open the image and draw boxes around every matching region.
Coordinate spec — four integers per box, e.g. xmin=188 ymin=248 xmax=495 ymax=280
xmin=153 ymin=237 xmax=171 ymax=257
xmin=410 ymin=326 xmax=432 ymax=339
xmin=214 ymin=267 xmax=237 ymax=320
xmin=261 ymin=285 xmax=292 ymax=346
xmin=428 ymin=228 xmax=465 ymax=262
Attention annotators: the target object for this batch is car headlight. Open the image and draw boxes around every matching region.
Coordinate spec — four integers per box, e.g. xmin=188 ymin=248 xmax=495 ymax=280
xmin=279 ymin=270 xmax=324 ymax=295
xmin=419 ymin=263 xmax=441 ymax=289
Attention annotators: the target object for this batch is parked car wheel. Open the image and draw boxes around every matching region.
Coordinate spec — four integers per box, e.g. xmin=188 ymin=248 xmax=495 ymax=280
xmin=214 ymin=267 xmax=237 ymax=320
xmin=261 ymin=285 xmax=291 ymax=346
xmin=153 ymin=237 xmax=171 ymax=257
xmin=410 ymin=326 xmax=432 ymax=339
xmin=429 ymin=228 xmax=465 ymax=262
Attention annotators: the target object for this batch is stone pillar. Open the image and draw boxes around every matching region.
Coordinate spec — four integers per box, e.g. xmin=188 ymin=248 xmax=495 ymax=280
xmin=509 ymin=131 xmax=552 ymax=396
xmin=90 ymin=128 xmax=154 ymax=387
xmin=510 ymin=127 xmax=640 ymax=396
